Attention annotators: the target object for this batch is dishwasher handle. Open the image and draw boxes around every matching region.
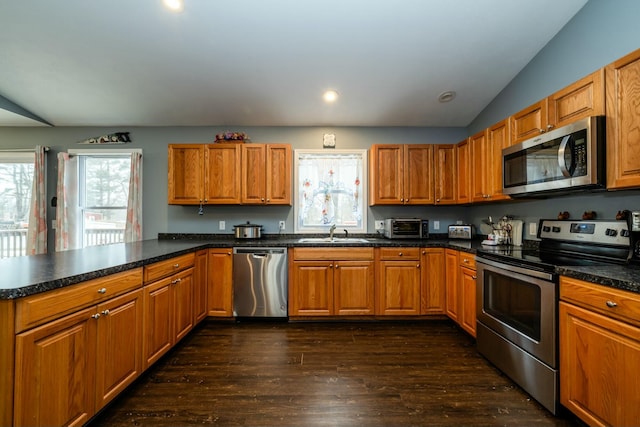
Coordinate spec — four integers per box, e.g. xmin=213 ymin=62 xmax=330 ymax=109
xmin=233 ymin=247 xmax=286 ymax=255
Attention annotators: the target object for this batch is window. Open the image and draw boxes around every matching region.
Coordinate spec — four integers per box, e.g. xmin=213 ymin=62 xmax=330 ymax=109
xmin=65 ymin=150 xmax=139 ymax=248
xmin=294 ymin=149 xmax=367 ymax=233
xmin=0 ymin=152 xmax=34 ymax=257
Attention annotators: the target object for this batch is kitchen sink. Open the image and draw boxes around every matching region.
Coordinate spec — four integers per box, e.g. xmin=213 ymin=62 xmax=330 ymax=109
xmin=297 ymin=237 xmax=370 ymax=243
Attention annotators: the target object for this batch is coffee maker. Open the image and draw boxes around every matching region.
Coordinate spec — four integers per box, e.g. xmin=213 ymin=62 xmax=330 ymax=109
xmin=626 ymin=210 xmax=640 ymax=264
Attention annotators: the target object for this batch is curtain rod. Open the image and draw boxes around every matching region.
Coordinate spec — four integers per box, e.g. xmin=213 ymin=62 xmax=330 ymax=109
xmin=0 ymin=147 xmax=50 ymax=152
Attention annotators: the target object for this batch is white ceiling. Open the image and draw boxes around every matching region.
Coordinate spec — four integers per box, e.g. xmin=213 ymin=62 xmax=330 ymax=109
xmin=0 ymin=0 xmax=587 ymax=128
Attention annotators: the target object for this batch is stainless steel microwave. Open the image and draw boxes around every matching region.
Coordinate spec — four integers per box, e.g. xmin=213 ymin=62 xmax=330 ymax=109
xmin=383 ymin=218 xmax=429 ymax=239
xmin=502 ymin=116 xmax=605 ymax=197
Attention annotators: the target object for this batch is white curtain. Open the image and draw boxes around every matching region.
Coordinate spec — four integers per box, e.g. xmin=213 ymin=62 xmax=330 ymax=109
xmin=124 ymin=152 xmax=143 ymax=242
xmin=55 ymin=153 xmax=80 ymax=251
xmin=26 ymin=146 xmax=47 ymax=255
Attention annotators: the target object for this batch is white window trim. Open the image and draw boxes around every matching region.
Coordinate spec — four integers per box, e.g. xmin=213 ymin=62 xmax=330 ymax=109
xmin=294 ymin=149 xmax=368 ymax=234
xmin=68 ymin=148 xmax=142 ymax=155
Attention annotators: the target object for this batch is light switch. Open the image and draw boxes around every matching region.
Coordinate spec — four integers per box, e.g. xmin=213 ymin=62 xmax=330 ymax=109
xmin=219 ymin=220 xmax=226 ymax=230
xmin=433 ymin=221 xmax=440 ymax=230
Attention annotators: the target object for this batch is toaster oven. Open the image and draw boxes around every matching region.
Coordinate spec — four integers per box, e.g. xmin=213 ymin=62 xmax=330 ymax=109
xmin=383 ymin=218 xmax=429 ymax=239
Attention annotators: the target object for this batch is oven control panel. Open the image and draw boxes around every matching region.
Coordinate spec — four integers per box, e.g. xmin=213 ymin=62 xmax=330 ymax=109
xmin=538 ymin=219 xmax=630 ymax=246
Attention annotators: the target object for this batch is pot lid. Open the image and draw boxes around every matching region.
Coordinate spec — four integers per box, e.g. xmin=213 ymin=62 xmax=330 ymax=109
xmin=233 ymin=221 xmax=263 ymax=228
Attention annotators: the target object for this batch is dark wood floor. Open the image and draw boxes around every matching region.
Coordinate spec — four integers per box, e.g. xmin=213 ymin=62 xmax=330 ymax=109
xmin=90 ymin=320 xmax=581 ymax=427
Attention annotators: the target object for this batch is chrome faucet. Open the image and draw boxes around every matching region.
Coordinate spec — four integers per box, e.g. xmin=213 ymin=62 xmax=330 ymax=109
xmin=329 ymin=224 xmax=337 ymax=239
xmin=344 ymin=229 xmax=349 ymax=238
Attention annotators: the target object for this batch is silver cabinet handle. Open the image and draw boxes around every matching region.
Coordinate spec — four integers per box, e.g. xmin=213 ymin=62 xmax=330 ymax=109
xmin=329 ymin=264 xmax=333 ymax=268
xmin=91 ymin=313 xmax=101 ymax=319
xmin=101 ymin=309 xmax=110 ymax=316
xmin=547 ymin=124 xmax=554 ymax=130
xmin=171 ymin=278 xmax=182 ymax=285
xmin=97 ymin=288 xmax=107 ymax=294
xmin=606 ymin=300 xmax=618 ymax=308
xmin=416 ymin=264 xmax=420 ymax=268
xmin=398 ymin=252 xmax=403 ymax=256
xmin=335 ymin=264 xmax=339 ymax=269
xmin=173 ymin=263 xmax=180 ymax=268
xmin=472 ymin=275 xmax=477 ymax=280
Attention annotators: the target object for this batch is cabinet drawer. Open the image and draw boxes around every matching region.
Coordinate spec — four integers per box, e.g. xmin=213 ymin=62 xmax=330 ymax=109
xmin=378 ymin=247 xmax=420 ymax=260
xmin=292 ymin=247 xmax=374 ymax=261
xmin=560 ymin=276 xmax=640 ymax=327
xmin=15 ymin=268 xmax=143 ymax=333
xmin=143 ymin=253 xmax=195 ymax=284
xmin=458 ymin=252 xmax=476 ymax=269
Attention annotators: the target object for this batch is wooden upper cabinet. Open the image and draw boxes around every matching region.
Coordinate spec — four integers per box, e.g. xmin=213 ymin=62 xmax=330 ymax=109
xmin=470 ymin=130 xmax=489 ymax=202
xmin=510 ymin=99 xmax=549 ymax=145
xmin=168 ymin=144 xmax=205 ymax=205
xmin=606 ymin=48 xmax=640 ymax=189
xmin=455 ymin=139 xmax=471 ymax=204
xmin=369 ymin=144 xmax=433 ymax=205
xmin=369 ymin=144 xmax=405 ymax=205
xmin=205 ymin=144 xmax=241 ymax=204
xmin=404 ymin=144 xmax=435 ymax=204
xmin=242 ymin=144 xmax=291 ymax=205
xmin=434 ymin=144 xmax=456 ymax=204
xmin=487 ymin=119 xmax=511 ymax=201
xmin=548 ymin=68 xmax=605 ymax=130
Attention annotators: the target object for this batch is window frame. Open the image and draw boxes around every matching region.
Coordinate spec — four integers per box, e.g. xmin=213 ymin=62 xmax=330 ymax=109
xmin=293 ymin=149 xmax=368 ymax=234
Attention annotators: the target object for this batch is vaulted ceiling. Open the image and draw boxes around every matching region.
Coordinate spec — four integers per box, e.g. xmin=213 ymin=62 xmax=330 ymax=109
xmin=0 ymin=0 xmax=587 ymax=127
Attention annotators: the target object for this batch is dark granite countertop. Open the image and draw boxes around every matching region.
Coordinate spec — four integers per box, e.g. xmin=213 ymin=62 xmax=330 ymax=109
xmin=3 ymin=233 xmax=639 ymax=300
xmin=556 ymin=264 xmax=640 ymax=294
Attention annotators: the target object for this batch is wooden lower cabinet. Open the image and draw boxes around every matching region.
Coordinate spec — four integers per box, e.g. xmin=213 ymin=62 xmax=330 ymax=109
xmin=376 ymin=248 xmax=421 ymax=315
xmin=14 ymin=288 xmax=144 ymax=427
xmin=193 ymin=249 xmax=209 ymax=323
xmin=560 ymin=277 xmax=640 ymax=426
xmin=207 ymin=248 xmax=233 ymax=317
xmin=289 ymin=248 xmax=375 ymax=317
xmin=143 ymin=267 xmax=194 ymax=368
xmin=421 ymin=248 xmax=446 ymax=315
xmin=444 ymin=249 xmax=459 ymax=321
xmin=459 ymin=264 xmax=477 ymax=337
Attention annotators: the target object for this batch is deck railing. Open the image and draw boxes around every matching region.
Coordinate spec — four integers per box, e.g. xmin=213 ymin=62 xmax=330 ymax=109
xmin=0 ymin=228 xmax=125 ymax=258
xmin=84 ymin=229 xmax=125 ymax=247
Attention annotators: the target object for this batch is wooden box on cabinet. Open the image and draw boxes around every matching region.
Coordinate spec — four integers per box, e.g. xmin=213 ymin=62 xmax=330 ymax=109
xmin=376 ymin=247 xmax=421 ymax=315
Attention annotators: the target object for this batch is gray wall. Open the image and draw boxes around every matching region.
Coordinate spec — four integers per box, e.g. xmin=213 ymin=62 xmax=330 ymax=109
xmin=2 ymin=0 xmax=640 ymax=247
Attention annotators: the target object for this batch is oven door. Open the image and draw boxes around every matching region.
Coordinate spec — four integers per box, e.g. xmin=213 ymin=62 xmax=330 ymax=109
xmin=476 ymin=257 xmax=557 ymax=367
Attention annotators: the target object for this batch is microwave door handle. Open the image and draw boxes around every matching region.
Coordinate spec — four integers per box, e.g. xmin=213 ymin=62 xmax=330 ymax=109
xmin=557 ymin=135 xmax=575 ymax=177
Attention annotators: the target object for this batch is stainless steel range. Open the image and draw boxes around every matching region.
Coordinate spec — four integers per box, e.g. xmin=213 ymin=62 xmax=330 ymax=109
xmin=475 ymin=219 xmax=630 ymax=415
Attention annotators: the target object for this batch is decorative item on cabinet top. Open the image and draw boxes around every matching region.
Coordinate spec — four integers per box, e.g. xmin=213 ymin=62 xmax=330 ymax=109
xmin=214 ymin=131 xmax=250 ymax=143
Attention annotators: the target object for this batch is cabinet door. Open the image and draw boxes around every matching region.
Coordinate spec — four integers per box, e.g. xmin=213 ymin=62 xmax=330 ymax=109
xmin=14 ymin=307 xmax=96 ymax=427
xmin=376 ymin=260 xmax=421 ymax=315
xmin=241 ymin=144 xmax=267 ymax=204
xmin=470 ymin=130 xmax=489 ymax=202
xmin=459 ymin=266 xmax=477 ymax=337
xmin=193 ymin=249 xmax=208 ymax=323
xmin=205 ymin=144 xmax=241 ymax=204
xmin=510 ymin=99 xmax=548 ymax=145
xmin=95 ymin=289 xmax=143 ymax=410
xmin=142 ymin=276 xmax=174 ymax=368
xmin=289 ymin=261 xmax=333 ymax=316
xmin=173 ymin=267 xmax=194 ymax=343
xmin=421 ymin=248 xmax=446 ymax=315
xmin=334 ymin=260 xmax=375 ymax=315
xmin=444 ymin=249 xmax=459 ymax=321
xmin=265 ymin=144 xmax=292 ymax=205
xmin=369 ymin=144 xmax=403 ymax=205
xmin=606 ymin=48 xmax=640 ymax=189
xmin=168 ymin=144 xmax=204 ymax=205
xmin=434 ymin=144 xmax=457 ymax=205
xmin=549 ymin=68 xmax=605 ymax=129
xmin=487 ymin=119 xmax=511 ymax=201
xmin=404 ymin=144 xmax=434 ymax=204
xmin=456 ymin=139 xmax=471 ymax=204
xmin=560 ymin=302 xmax=640 ymax=426
xmin=207 ymin=248 xmax=233 ymax=317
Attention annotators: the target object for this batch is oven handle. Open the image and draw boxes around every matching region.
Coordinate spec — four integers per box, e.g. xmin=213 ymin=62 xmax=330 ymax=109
xmin=476 ymin=257 xmax=555 ymax=281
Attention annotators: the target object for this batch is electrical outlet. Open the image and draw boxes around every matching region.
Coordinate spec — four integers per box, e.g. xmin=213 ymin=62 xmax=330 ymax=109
xmin=219 ymin=220 xmax=225 ymax=230
xmin=375 ymin=220 xmax=384 ymax=230
xmin=279 ymin=221 xmax=286 ymax=231
xmin=433 ymin=221 xmax=440 ymax=230
xmin=529 ymin=222 xmax=537 ymax=236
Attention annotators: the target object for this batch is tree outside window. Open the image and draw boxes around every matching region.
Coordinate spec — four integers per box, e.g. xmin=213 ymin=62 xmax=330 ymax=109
xmin=0 ymin=153 xmax=34 ymax=257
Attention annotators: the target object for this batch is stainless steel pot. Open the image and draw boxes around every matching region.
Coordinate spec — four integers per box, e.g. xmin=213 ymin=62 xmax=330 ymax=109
xmin=234 ymin=221 xmax=263 ymax=239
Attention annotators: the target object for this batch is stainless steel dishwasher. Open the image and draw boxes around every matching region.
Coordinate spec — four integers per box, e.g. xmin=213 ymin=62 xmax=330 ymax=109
xmin=232 ymin=247 xmax=288 ymax=318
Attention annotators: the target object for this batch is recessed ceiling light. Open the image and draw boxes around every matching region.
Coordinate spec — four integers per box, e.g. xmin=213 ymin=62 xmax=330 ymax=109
xmin=162 ymin=0 xmax=184 ymax=12
xmin=438 ymin=91 xmax=456 ymax=103
xmin=323 ymin=90 xmax=339 ymax=103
